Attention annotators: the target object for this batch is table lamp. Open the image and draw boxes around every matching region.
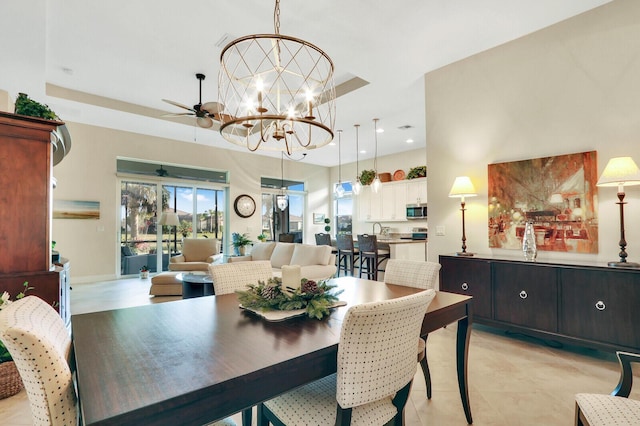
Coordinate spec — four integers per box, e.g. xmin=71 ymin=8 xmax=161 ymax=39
xmin=596 ymin=156 xmax=640 ymax=267
xmin=449 ymin=176 xmax=478 ymax=256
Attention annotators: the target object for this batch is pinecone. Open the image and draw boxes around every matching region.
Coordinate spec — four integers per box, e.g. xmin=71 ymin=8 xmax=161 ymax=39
xmin=301 ymin=280 xmax=319 ymax=294
xmin=261 ymin=285 xmax=279 ymax=300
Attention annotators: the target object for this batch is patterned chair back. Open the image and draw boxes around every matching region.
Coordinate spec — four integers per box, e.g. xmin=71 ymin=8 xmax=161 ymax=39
xmin=0 ymin=296 xmax=77 ymax=426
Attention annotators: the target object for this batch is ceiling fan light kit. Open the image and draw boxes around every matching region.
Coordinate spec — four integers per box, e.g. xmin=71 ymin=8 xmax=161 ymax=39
xmin=217 ymin=0 xmax=336 ymax=154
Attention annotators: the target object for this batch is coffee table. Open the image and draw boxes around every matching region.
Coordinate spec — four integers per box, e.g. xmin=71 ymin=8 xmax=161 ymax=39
xmin=176 ymin=272 xmax=214 ymax=299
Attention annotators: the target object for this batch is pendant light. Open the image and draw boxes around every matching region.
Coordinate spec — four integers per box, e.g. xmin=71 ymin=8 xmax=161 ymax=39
xmin=352 ymin=124 xmax=362 ymax=195
xmin=371 ymin=118 xmax=382 ymax=193
xmin=276 ymin=152 xmax=289 ymax=210
xmin=335 ymin=130 xmax=345 ymax=197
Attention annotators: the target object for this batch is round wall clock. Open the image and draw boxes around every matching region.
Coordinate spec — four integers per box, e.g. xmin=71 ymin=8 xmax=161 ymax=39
xmin=234 ymin=194 xmax=256 ymax=218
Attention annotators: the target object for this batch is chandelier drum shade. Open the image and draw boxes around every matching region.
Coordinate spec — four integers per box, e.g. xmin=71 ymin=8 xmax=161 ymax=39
xmin=217 ymin=0 xmax=336 ymax=154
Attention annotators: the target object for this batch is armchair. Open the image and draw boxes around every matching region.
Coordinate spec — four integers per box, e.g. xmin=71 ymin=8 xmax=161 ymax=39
xmin=169 ymin=238 xmax=221 ymax=271
xmin=575 ymin=351 xmax=640 ymax=425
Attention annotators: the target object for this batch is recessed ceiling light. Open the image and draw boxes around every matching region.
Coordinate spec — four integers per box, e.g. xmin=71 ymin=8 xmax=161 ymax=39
xmin=360 ymin=150 xmax=366 ymax=154
xmin=376 ymin=128 xmax=384 ymax=133
xmin=329 ymin=142 xmax=336 ymax=146
xmin=406 ymin=139 xmax=414 ymax=144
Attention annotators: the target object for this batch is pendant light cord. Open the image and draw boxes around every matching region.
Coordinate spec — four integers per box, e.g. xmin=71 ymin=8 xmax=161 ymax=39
xmin=373 ymin=118 xmax=379 ymax=173
xmin=337 ymin=130 xmax=342 ymax=184
xmin=355 ymin=124 xmax=360 ymax=176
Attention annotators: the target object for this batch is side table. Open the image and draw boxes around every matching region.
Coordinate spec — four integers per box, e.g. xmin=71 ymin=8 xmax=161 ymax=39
xmin=177 ymin=273 xmax=214 ymax=299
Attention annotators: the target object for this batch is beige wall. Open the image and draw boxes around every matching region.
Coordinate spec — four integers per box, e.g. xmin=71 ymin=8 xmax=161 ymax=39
xmin=52 ymin=122 xmax=330 ymax=282
xmin=426 ymin=0 xmax=640 ymax=265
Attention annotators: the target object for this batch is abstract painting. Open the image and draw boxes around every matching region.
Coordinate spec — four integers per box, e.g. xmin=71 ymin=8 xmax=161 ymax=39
xmin=488 ymin=151 xmax=598 ymax=254
xmin=53 ymin=200 xmax=100 ymax=219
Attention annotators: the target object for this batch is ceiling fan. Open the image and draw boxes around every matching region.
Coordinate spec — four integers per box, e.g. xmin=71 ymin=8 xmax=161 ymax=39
xmin=155 ymin=165 xmax=169 ymax=177
xmin=162 ymin=73 xmax=224 ymax=128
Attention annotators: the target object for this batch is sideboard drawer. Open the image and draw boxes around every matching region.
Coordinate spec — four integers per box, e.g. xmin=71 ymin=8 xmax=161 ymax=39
xmin=439 ymin=256 xmax=492 ymax=319
xmin=560 ymin=268 xmax=640 ymax=348
xmin=493 ymin=262 xmax=558 ymax=332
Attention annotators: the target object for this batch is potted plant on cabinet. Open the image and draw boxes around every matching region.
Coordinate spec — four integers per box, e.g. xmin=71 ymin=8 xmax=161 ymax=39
xmin=359 ymin=170 xmax=376 ymax=186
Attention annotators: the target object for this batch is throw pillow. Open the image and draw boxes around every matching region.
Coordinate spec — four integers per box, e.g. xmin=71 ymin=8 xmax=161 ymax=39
xmin=251 ymin=242 xmax=276 ymax=261
xmin=270 ymin=243 xmax=295 ymax=268
xmin=290 ymin=244 xmax=331 ymax=267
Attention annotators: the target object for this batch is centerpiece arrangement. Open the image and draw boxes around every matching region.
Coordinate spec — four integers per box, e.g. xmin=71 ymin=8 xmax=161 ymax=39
xmin=236 ymin=277 xmax=344 ymax=320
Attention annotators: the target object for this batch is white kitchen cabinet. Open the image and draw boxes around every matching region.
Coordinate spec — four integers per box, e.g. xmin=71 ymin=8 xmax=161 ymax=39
xmin=406 ymin=178 xmax=427 ymax=205
xmin=381 ymin=182 xmax=407 ymax=220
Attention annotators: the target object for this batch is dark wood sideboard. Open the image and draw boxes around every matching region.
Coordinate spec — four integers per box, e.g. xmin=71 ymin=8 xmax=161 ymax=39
xmin=439 ymin=254 xmax=640 ymax=352
xmin=0 ymin=112 xmax=70 ymax=325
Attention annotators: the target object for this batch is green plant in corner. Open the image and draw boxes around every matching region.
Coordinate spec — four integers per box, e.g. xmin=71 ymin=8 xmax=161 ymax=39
xmin=14 ymin=93 xmax=59 ymax=120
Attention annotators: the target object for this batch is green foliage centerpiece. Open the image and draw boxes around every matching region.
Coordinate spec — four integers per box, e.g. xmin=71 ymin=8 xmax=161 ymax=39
xmin=236 ymin=277 xmax=343 ymax=320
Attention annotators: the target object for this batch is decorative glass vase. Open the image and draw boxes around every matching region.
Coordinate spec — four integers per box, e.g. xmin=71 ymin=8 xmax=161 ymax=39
xmin=522 ymin=221 xmax=537 ymax=261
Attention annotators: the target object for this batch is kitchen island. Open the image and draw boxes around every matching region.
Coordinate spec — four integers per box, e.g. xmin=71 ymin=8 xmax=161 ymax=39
xmin=378 ymin=238 xmax=428 ymax=261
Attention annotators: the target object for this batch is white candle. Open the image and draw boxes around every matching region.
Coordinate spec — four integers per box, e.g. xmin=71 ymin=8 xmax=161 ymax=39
xmin=281 ymin=265 xmax=301 ymax=290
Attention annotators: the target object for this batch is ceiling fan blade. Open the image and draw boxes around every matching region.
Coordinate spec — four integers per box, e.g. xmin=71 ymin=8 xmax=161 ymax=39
xmin=161 ymin=112 xmax=196 ymax=117
xmin=201 ymin=101 xmax=224 ymax=114
xmin=197 ymin=116 xmax=214 ymax=128
xmin=162 ymin=99 xmax=196 ymax=112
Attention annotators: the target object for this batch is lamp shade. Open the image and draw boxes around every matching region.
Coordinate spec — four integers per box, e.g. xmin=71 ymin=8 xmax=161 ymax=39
xmin=449 ymin=176 xmax=478 ymax=199
xmin=597 ymin=157 xmax=640 ymax=188
xmin=159 ymin=211 xmax=180 ymax=227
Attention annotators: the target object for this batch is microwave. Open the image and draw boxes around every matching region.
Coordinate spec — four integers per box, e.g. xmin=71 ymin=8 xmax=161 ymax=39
xmin=406 ymin=204 xmax=427 ymax=219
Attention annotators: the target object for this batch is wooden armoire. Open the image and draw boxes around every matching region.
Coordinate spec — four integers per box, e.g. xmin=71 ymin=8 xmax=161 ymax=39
xmin=0 ymin=111 xmax=69 ymax=325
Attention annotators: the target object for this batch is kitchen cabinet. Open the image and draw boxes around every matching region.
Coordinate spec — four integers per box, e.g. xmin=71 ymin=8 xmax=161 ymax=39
xmin=439 ymin=254 xmax=640 ymax=352
xmin=357 ymin=180 xmax=409 ymax=222
xmin=406 ymin=178 xmax=427 ymax=205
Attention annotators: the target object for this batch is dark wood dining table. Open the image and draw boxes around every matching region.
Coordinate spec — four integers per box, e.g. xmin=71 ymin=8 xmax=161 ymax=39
xmin=71 ymin=276 xmax=473 ymax=425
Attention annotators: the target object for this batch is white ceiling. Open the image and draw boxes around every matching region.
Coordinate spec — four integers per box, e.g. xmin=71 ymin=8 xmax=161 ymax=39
xmin=41 ymin=0 xmax=611 ymax=167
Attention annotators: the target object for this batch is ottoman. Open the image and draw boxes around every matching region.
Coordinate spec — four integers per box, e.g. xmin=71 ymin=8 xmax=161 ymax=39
xmin=149 ymin=271 xmax=183 ymax=296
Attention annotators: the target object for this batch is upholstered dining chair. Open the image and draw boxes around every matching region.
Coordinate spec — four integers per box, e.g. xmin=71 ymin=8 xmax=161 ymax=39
xmin=0 ymin=296 xmax=237 ymax=426
xmin=209 ymin=260 xmax=274 ymax=295
xmin=575 ymin=351 xmax=640 ymax=426
xmin=384 ymin=259 xmax=441 ymax=400
xmin=336 ymin=233 xmax=358 ymax=277
xmin=0 ymin=296 xmax=78 ymax=426
xmin=257 ymin=289 xmax=436 ymax=426
xmin=357 ymin=233 xmax=390 ymax=281
xmin=209 ymin=260 xmax=273 ymax=426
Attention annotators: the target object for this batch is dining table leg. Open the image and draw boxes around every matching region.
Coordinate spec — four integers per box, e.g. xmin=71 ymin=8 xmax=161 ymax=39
xmin=456 ymin=315 xmax=473 ymax=424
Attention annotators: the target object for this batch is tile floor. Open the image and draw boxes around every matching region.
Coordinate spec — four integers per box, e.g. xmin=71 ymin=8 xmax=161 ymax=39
xmin=1 ymin=276 xmax=638 ymax=425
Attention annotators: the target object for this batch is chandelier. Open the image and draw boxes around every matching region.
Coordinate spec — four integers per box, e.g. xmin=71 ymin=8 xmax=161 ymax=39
xmin=218 ymin=0 xmax=336 ymax=155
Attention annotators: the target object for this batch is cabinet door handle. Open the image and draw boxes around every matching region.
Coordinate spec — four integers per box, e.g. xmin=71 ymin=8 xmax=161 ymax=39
xmin=595 ymin=300 xmax=606 ymax=311
xmin=461 ymin=282 xmax=469 ymax=291
xmin=519 ymin=290 xmax=528 ymax=299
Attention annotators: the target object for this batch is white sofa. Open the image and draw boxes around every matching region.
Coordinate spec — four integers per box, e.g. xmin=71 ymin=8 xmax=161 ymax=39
xmin=228 ymin=242 xmax=337 ymax=280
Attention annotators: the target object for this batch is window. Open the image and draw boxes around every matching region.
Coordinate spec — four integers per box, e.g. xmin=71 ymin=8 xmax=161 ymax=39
xmin=334 ymin=181 xmax=353 ymax=235
xmin=261 ymin=178 xmax=305 ymax=242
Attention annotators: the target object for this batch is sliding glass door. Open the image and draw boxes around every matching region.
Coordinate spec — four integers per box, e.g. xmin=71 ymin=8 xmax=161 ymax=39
xmin=120 ymin=180 xmax=225 ymax=276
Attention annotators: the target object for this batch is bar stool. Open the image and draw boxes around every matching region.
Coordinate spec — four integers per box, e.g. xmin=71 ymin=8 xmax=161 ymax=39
xmin=336 ymin=233 xmax=359 ymax=276
xmin=314 ymin=233 xmax=331 ymax=246
xmin=357 ymin=233 xmax=390 ymax=281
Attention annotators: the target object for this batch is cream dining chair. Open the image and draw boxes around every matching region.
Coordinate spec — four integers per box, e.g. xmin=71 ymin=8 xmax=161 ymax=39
xmin=384 ymin=259 xmax=441 ymax=400
xmin=575 ymin=351 xmax=640 ymax=425
xmin=0 ymin=296 xmax=237 ymax=426
xmin=209 ymin=260 xmax=273 ymax=295
xmin=257 ymin=289 xmax=436 ymax=426
xmin=209 ymin=260 xmax=274 ymax=426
